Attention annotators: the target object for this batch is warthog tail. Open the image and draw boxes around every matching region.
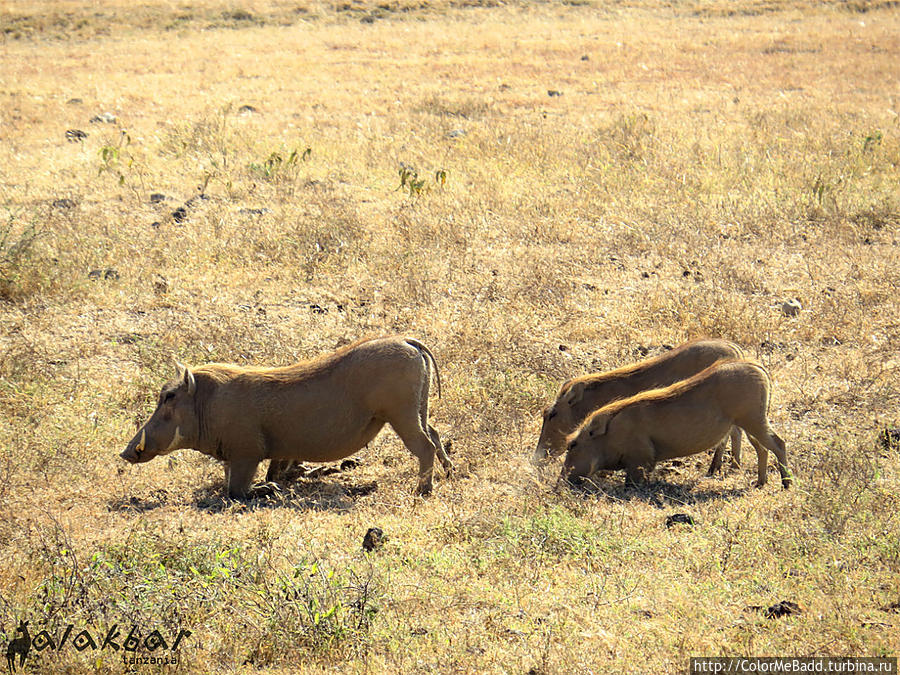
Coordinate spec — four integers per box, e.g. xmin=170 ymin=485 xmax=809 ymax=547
xmin=405 ymin=338 xmax=442 ymax=398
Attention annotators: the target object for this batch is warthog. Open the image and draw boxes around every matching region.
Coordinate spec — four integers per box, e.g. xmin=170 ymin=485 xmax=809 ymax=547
xmin=562 ymin=359 xmax=792 ymax=489
xmin=535 ymin=339 xmax=744 ymax=473
xmin=121 ymin=336 xmax=452 ymax=498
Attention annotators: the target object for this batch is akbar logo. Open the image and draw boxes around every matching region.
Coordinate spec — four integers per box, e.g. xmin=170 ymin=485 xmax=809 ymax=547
xmin=5 ymin=621 xmax=29 ymax=673
xmin=4 ymin=620 xmax=191 ymax=671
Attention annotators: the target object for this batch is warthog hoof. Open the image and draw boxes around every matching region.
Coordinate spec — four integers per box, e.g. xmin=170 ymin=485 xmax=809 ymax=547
xmin=248 ymin=482 xmax=283 ymax=499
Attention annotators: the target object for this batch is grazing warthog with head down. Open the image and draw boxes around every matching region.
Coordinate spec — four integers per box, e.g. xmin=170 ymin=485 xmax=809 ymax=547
xmin=562 ymin=359 xmax=791 ymax=489
xmin=535 ymin=339 xmax=744 ymax=472
xmin=121 ymin=336 xmax=452 ymax=498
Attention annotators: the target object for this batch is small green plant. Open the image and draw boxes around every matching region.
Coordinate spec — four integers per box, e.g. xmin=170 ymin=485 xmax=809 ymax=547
xmin=809 ymin=173 xmax=843 ymax=212
xmin=249 ymin=147 xmax=311 ymax=181
xmin=598 ymin=112 xmax=656 ymax=163
xmin=98 ymin=131 xmax=132 ymax=186
xmin=241 ymin=558 xmax=379 ymax=662
xmin=397 ymin=164 xmax=448 ymax=196
xmin=862 ymin=130 xmax=882 ymax=152
xmin=0 ymin=212 xmax=43 ymax=300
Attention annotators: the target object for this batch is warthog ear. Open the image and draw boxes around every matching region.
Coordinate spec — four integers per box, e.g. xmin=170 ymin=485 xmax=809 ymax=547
xmin=588 ymin=413 xmax=611 ymax=437
xmin=562 ymin=382 xmax=586 ymax=407
xmin=175 ymin=360 xmax=196 ymax=396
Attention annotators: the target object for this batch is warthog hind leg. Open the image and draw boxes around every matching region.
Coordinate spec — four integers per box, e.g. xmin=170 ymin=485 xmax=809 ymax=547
xmin=266 ymin=459 xmax=308 ymax=483
xmin=747 ymin=429 xmax=791 ymax=489
xmin=748 ymin=435 xmax=769 ymax=487
xmin=390 ymin=413 xmax=438 ymax=496
xmin=428 ymin=424 xmax=453 ymax=474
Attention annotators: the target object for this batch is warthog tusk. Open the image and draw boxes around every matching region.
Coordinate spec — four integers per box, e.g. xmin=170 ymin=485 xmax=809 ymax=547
xmin=136 ymin=429 xmax=146 ymax=454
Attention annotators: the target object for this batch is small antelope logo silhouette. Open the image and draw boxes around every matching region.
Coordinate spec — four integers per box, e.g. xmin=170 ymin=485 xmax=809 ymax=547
xmin=5 ymin=621 xmax=30 ymax=673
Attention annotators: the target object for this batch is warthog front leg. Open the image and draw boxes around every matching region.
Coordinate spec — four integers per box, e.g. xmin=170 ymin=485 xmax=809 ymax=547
xmin=707 ymin=427 xmax=743 ymax=476
xmin=624 ymin=463 xmax=651 ymax=487
xmin=226 ymin=458 xmax=262 ymax=499
xmin=624 ymin=439 xmax=656 ymax=487
xmin=707 ymin=439 xmax=728 ymax=476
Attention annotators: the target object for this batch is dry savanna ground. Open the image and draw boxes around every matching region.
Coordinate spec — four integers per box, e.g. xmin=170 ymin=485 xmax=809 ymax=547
xmin=1 ymin=0 xmax=899 ymax=672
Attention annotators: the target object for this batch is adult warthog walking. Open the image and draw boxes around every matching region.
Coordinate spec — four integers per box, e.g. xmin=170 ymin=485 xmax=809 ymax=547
xmin=562 ymin=359 xmax=792 ymax=490
xmin=121 ymin=336 xmax=452 ymax=498
xmin=535 ymin=339 xmax=744 ymax=473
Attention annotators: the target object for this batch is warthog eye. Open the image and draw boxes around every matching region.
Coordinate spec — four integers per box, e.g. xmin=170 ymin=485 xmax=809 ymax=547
xmin=163 ymin=391 xmax=175 ymax=403
xmin=545 ymin=409 xmax=557 ymax=420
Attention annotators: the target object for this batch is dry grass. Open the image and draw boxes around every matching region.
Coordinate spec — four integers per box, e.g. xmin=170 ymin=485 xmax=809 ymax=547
xmin=1 ymin=0 xmax=899 ymax=672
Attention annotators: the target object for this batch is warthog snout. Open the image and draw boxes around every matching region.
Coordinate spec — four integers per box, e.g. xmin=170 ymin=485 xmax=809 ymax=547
xmin=121 ymin=428 xmax=148 ymax=464
xmin=558 ymin=464 xmax=585 ymax=488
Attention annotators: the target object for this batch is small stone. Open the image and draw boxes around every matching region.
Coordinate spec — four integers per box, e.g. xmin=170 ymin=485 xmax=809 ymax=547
xmin=879 ymin=427 xmax=900 ymax=451
xmin=149 ymin=193 xmax=167 ymax=203
xmin=89 ymin=112 xmax=117 ymax=124
xmin=765 ymin=600 xmax=801 ymax=619
xmin=237 ymin=105 xmax=257 ymax=115
xmin=52 ymin=198 xmax=76 ymax=209
xmin=65 ymin=129 xmax=87 ymax=142
xmin=547 ymin=89 xmax=563 ymax=97
xmin=88 ymin=268 xmax=119 ymax=281
xmin=665 ymin=513 xmax=695 ymax=529
xmin=172 ymin=207 xmax=188 ymax=223
xmin=362 ymin=527 xmax=385 ymax=552
xmin=781 ymin=299 xmax=802 ymax=317
xmin=446 ymin=129 xmax=466 ymax=139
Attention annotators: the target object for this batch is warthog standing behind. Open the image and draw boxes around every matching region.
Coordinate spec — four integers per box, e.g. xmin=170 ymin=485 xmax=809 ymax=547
xmin=121 ymin=336 xmax=452 ymax=498
xmin=562 ymin=359 xmax=792 ymax=489
xmin=535 ymin=339 xmax=744 ymax=473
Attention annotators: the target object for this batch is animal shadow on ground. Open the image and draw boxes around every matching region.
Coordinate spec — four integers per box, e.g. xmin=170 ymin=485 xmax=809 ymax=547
xmin=107 ymin=489 xmax=170 ymax=513
xmin=190 ymin=476 xmax=379 ymax=514
xmin=565 ymin=475 xmax=749 ymax=507
xmin=107 ymin=464 xmax=377 ymax=514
